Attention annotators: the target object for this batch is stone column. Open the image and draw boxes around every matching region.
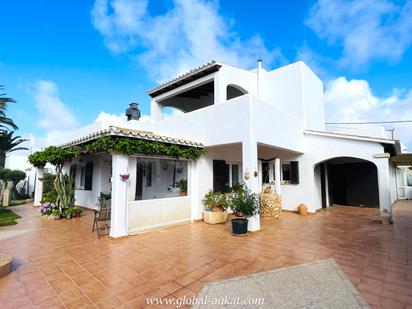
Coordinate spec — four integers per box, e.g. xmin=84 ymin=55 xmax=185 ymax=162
xmin=188 ymin=161 xmax=199 ymax=222
xmin=33 ymin=167 xmax=44 ymax=206
xmin=274 ymin=158 xmax=281 ymax=195
xmin=110 ymin=153 xmax=129 ymax=238
xmin=375 ymin=155 xmax=392 ymax=215
xmin=242 ymin=139 xmax=260 ymax=232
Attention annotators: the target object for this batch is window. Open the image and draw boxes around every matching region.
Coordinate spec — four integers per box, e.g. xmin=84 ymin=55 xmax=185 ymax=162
xmin=136 ymin=158 xmax=188 ymax=200
xmin=79 ymin=162 xmax=93 ymax=190
xmin=262 ymin=162 xmax=270 ymax=184
xmin=282 ymin=164 xmax=291 ymax=182
xmin=226 ymin=84 xmax=248 ymax=100
xmin=231 ymin=164 xmax=240 ymax=186
xmin=70 ymin=164 xmax=76 ymax=179
xmin=80 ymin=166 xmax=86 ymax=189
xmin=145 ymin=162 xmax=152 ymax=187
xmin=282 ymin=161 xmax=299 ymax=184
xmin=407 ymin=174 xmax=412 ymax=187
xmin=70 ymin=164 xmax=77 ymax=188
xmin=85 ymin=162 xmax=93 ymax=190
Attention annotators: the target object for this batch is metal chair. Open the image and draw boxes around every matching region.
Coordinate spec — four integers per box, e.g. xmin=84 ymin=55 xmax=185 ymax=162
xmin=92 ymin=197 xmax=111 ymax=238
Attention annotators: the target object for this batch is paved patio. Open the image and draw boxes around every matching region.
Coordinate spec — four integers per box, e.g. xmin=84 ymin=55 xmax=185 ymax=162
xmin=0 ymin=201 xmax=411 ymax=309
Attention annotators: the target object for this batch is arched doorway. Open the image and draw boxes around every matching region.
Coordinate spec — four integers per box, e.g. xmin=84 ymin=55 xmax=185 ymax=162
xmin=315 ymin=157 xmax=380 ymax=208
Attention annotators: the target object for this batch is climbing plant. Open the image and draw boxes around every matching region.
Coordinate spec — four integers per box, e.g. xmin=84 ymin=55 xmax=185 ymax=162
xmin=28 ymin=136 xmax=203 ymax=168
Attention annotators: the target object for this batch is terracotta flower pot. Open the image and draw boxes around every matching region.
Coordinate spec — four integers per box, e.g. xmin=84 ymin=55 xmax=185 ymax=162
xmin=298 ymin=204 xmax=308 ymax=216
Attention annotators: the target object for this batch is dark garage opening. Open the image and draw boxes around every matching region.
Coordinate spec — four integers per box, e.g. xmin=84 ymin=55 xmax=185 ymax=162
xmin=320 ymin=157 xmax=380 ymax=208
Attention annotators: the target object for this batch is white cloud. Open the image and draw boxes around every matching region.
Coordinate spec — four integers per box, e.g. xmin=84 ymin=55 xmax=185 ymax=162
xmin=325 ymin=76 xmax=412 ymax=146
xmin=33 ymin=80 xmax=78 ymax=131
xmin=295 ymin=45 xmax=334 ymax=80
xmin=95 ymin=111 xmax=127 ymax=124
xmin=91 ymin=0 xmax=286 ymax=81
xmin=306 ymin=0 xmax=412 ymax=68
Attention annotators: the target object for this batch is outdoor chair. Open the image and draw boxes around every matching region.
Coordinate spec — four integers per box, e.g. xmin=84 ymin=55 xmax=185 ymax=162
xmin=92 ymin=197 xmax=111 ymax=238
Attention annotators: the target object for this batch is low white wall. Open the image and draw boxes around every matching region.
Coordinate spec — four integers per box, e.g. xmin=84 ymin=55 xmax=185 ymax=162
xmin=128 ymin=196 xmax=191 ymax=233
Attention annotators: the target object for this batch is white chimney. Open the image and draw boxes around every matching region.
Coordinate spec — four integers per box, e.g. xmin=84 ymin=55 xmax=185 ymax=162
xmin=257 ymin=59 xmax=262 ymax=99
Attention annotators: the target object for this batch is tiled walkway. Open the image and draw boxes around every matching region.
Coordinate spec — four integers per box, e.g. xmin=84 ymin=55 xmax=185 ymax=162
xmin=0 ymin=202 xmax=411 ymax=308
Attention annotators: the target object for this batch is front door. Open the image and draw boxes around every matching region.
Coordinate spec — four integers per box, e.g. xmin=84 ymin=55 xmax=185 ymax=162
xmin=213 ymin=160 xmax=229 ymax=192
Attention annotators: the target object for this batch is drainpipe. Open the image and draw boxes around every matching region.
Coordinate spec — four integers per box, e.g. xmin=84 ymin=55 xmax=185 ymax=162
xmin=257 ymin=59 xmax=262 ymax=100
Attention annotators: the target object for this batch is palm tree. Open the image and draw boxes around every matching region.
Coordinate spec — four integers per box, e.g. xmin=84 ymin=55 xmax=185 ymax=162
xmin=0 ymin=131 xmax=28 ymax=168
xmin=0 ymin=86 xmax=18 ymax=131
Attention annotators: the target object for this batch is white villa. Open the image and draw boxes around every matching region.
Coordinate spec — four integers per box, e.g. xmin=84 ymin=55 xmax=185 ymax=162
xmin=33 ymin=60 xmax=402 ymax=238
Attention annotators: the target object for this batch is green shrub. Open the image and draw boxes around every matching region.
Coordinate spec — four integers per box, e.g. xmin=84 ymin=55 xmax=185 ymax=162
xmin=231 ymin=184 xmax=260 ymax=218
xmin=42 ymin=189 xmax=58 ymax=203
xmin=54 ymin=173 xmax=75 ymax=209
xmin=202 ymin=190 xmax=229 ymax=211
xmin=0 ymin=168 xmax=26 ymax=184
xmin=42 ymin=173 xmax=55 ymax=193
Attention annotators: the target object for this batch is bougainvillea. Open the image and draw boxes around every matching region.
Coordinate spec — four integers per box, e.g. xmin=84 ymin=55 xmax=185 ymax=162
xmin=28 ymin=136 xmax=204 ymax=168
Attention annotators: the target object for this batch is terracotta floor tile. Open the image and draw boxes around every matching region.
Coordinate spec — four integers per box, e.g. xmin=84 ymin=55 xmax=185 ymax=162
xmin=33 ymin=295 xmax=64 ymax=309
xmin=175 ymin=274 xmax=197 ymax=287
xmin=127 ymin=295 xmax=147 ymax=308
xmin=65 ymin=295 xmax=96 ymax=309
xmin=186 ymin=280 xmax=204 ymax=293
xmin=379 ymin=298 xmax=405 ymax=309
xmin=1 ymin=202 xmax=412 ymax=308
xmin=159 ymin=281 xmax=182 ymax=294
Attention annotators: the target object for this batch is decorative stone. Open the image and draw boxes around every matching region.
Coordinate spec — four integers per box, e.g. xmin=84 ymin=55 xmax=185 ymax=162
xmin=0 ymin=252 xmax=12 ymax=278
xmin=259 ymin=193 xmax=282 ymax=219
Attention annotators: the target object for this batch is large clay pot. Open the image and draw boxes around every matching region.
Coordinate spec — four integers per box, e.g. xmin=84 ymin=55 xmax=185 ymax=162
xmin=298 ymin=204 xmax=308 ymax=216
xmin=203 ymin=211 xmax=228 ymax=224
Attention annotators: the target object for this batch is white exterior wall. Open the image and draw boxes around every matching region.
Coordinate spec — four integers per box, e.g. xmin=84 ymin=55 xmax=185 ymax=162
xmin=278 ymin=134 xmax=394 ymax=213
xmin=66 ymin=155 xmax=111 ymax=209
xmin=128 ymin=197 xmax=191 ymax=233
xmin=58 ymin=60 xmax=400 ymax=236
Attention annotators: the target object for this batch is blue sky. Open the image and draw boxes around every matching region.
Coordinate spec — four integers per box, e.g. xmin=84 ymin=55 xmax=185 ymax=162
xmin=1 ymin=0 xmax=412 ymax=147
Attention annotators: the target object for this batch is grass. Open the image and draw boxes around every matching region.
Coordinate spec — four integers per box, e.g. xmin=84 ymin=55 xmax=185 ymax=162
xmin=9 ymin=199 xmax=32 ymax=206
xmin=0 ymin=207 xmax=21 ymax=226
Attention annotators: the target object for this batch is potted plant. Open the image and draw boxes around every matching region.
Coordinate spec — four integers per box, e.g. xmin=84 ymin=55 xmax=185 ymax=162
xmin=174 ymin=179 xmax=188 ymax=196
xmin=231 ymin=185 xmax=260 ymax=236
xmin=202 ymin=190 xmax=229 ymax=224
xmin=52 ymin=209 xmax=62 ymax=220
xmin=380 ymin=209 xmax=391 ymax=225
xmin=73 ymin=207 xmax=82 ymax=218
xmin=63 ymin=208 xmax=73 ymax=219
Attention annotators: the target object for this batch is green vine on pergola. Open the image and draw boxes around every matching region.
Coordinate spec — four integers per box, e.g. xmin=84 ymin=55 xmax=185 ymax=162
xmin=28 ymin=135 xmax=204 ymax=169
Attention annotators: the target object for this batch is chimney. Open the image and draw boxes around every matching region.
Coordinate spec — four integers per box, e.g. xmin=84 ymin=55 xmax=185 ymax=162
xmin=125 ymin=102 xmax=141 ymax=121
xmin=257 ymin=59 xmax=262 ymax=99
